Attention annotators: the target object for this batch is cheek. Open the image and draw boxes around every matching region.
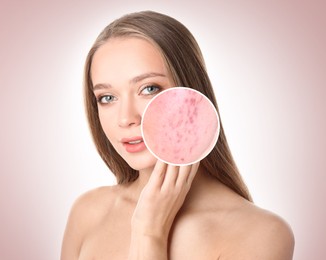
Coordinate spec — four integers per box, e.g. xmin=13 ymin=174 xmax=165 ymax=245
xmin=142 ymin=88 xmax=219 ymax=165
xmin=98 ymin=109 xmax=116 ymax=140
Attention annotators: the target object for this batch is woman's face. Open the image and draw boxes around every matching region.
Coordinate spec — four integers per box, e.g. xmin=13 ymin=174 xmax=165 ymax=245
xmin=91 ymin=37 xmax=173 ymax=171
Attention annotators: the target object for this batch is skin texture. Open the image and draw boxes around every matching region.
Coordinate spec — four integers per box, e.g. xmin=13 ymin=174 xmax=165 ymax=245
xmin=61 ymin=37 xmax=294 ymax=260
xmin=89 ymin=37 xmax=172 ymax=171
xmin=142 ymin=88 xmax=219 ymax=165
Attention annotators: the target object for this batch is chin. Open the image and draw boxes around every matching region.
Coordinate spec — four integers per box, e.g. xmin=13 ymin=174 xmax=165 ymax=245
xmin=121 ymin=150 xmax=158 ymax=171
xmin=127 ymin=158 xmax=157 ymax=171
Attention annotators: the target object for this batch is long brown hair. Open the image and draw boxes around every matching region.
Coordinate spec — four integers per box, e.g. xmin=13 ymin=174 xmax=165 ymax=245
xmin=84 ymin=11 xmax=252 ymax=201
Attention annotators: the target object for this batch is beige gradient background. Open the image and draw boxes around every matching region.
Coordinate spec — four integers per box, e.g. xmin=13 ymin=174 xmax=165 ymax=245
xmin=1 ymin=0 xmax=325 ymax=259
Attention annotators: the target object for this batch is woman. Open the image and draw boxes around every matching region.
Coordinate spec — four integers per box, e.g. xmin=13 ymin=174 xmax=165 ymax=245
xmin=61 ymin=11 xmax=294 ymax=259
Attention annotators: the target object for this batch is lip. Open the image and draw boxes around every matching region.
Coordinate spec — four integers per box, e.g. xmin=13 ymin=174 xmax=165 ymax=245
xmin=121 ymin=136 xmax=146 ymax=153
xmin=121 ymin=136 xmax=144 ymax=143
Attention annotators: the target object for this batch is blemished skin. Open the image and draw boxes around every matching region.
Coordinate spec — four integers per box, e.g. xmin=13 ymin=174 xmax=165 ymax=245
xmin=142 ymin=88 xmax=219 ymax=165
xmin=61 ymin=37 xmax=295 ymax=260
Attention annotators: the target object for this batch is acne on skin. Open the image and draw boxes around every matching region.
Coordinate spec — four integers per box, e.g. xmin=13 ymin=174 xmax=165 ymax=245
xmin=142 ymin=88 xmax=219 ymax=165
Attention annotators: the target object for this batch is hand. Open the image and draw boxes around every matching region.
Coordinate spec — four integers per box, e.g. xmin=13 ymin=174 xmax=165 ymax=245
xmin=131 ymin=160 xmax=200 ymax=240
xmin=128 ymin=161 xmax=200 ymax=259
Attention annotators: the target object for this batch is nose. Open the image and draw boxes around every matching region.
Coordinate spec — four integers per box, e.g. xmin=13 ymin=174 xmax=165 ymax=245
xmin=118 ymin=98 xmax=141 ymax=128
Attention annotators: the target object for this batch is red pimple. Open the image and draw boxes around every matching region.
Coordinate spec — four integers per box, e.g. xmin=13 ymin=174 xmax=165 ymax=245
xmin=197 ymin=96 xmax=204 ymax=103
xmin=194 ymin=107 xmax=198 ymax=116
xmin=176 ymin=119 xmax=183 ymax=127
xmin=174 ymin=148 xmax=181 ymax=154
xmin=169 ymin=122 xmax=176 ymax=130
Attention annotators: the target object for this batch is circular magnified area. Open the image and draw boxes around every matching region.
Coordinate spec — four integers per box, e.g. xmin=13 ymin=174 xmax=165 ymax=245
xmin=141 ymin=87 xmax=220 ymax=166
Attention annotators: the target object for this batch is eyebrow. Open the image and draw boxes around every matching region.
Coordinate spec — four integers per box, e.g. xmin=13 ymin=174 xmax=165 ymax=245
xmin=93 ymin=72 xmax=167 ymax=91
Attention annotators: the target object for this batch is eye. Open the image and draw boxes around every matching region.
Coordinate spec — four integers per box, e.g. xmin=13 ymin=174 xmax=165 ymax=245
xmin=140 ymin=85 xmax=161 ymax=95
xmin=97 ymin=95 xmax=116 ymax=104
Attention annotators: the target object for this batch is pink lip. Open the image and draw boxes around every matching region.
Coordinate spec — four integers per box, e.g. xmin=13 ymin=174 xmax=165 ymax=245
xmin=121 ymin=136 xmax=146 ymax=153
xmin=121 ymin=136 xmax=143 ymax=143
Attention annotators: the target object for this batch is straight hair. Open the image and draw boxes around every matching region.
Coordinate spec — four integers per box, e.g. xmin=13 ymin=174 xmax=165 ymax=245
xmin=84 ymin=11 xmax=252 ymax=201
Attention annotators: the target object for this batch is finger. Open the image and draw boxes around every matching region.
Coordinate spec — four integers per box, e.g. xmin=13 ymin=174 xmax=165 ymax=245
xmin=161 ymin=164 xmax=179 ymax=190
xmin=147 ymin=160 xmax=167 ymax=188
xmin=187 ymin=161 xmax=200 ymax=184
xmin=175 ymin=164 xmax=193 ymax=187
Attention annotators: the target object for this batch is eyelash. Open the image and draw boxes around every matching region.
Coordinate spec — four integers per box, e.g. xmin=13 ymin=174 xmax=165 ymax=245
xmin=97 ymin=95 xmax=115 ymax=104
xmin=140 ymin=85 xmax=161 ymax=96
xmin=96 ymin=85 xmax=162 ymax=105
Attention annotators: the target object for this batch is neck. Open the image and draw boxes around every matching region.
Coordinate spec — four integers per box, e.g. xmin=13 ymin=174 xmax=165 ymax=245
xmin=129 ymin=165 xmax=155 ymax=198
xmin=127 ymin=163 xmax=222 ymax=210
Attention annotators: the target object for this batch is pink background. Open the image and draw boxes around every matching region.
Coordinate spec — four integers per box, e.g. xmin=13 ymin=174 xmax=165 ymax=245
xmin=0 ymin=0 xmax=325 ymax=259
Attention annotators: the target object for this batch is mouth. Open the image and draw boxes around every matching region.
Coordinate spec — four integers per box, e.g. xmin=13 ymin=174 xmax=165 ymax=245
xmin=121 ymin=136 xmax=146 ymax=153
xmin=126 ymin=139 xmax=143 ymax=144
xmin=121 ymin=136 xmax=144 ymax=144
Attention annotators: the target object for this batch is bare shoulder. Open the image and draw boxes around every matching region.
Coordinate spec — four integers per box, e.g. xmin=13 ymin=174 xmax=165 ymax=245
xmin=71 ymin=185 xmax=118 ymax=219
xmin=171 ymin=178 xmax=294 ymax=259
xmin=61 ymin=185 xmax=119 ymax=260
xmin=222 ymin=200 xmax=295 ymax=259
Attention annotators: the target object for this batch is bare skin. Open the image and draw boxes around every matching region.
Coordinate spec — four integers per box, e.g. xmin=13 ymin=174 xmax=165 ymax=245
xmin=61 ymin=37 xmax=294 ymax=259
xmin=61 ymin=163 xmax=294 ymax=259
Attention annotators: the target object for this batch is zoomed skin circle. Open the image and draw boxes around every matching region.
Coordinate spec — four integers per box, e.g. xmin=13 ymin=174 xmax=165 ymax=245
xmin=142 ymin=87 xmax=220 ymax=165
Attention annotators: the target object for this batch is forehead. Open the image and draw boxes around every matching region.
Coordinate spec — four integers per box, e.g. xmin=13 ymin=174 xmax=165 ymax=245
xmin=91 ymin=37 xmax=167 ymax=85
